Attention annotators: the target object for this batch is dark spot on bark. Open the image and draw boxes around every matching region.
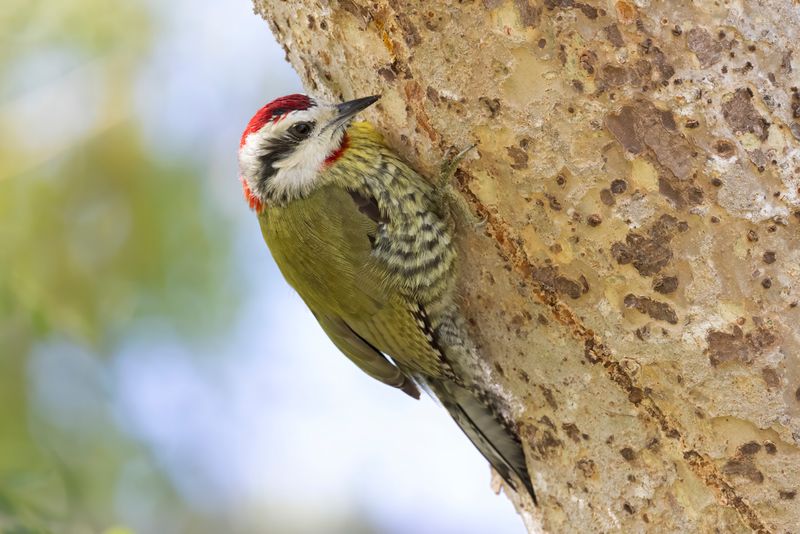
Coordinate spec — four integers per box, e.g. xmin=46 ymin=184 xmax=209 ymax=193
xmin=606 ymin=101 xmax=698 ymax=181
xmin=514 ymin=0 xmax=541 ymax=27
xmin=611 ymin=214 xmax=686 ymax=276
xmin=479 ymin=97 xmax=501 ymax=118
xmin=651 ymin=47 xmax=675 ymax=80
xmin=763 ymin=251 xmax=776 ymax=264
xmin=538 ymin=38 xmax=547 ymax=48
xmin=543 ymin=0 xmax=597 ymax=18
xmin=780 ymin=490 xmax=797 ymax=500
xmin=780 ymin=50 xmax=793 ymax=74
xmin=575 ymin=458 xmax=597 ymax=478
xmin=562 ymin=423 xmax=582 ymax=443
xmin=339 ymin=0 xmax=370 ymax=24
xmin=722 ymin=457 xmax=764 ymax=483
xmin=624 ymin=294 xmax=678 ymax=324
xmin=578 ymin=3 xmax=597 ymax=18
xmin=687 ymin=27 xmax=723 ymax=67
xmin=517 ymin=369 xmax=530 ymax=383
xmin=761 ymin=367 xmax=780 ymax=388
xmin=556 ymin=174 xmax=566 ymax=186
xmin=611 ymin=179 xmax=628 ymax=194
xmin=539 ymin=385 xmax=557 ymax=409
xmin=537 ymin=314 xmax=548 ymax=326
xmin=713 ymin=139 xmax=736 ymax=158
xmin=392 ymin=11 xmax=421 ymax=47
xmin=606 ymin=106 xmax=643 ymax=154
xmin=506 ymin=146 xmax=529 ymax=169
xmin=546 ymin=194 xmax=561 ymax=211
xmin=533 ymin=266 xmax=585 ymax=299
xmin=579 ymin=50 xmax=596 ymax=74
xmin=762 ymin=277 xmax=772 ymax=289
xmin=620 ymin=447 xmax=636 ymax=461
xmin=422 ymin=9 xmax=447 ymax=32
xmin=526 ymin=425 xmax=564 ymax=460
xmin=628 ymin=387 xmax=644 ymax=404
xmin=600 ymin=64 xmax=629 ymax=87
xmin=600 ymin=188 xmax=615 ymax=206
xmin=577 ymin=458 xmax=596 ymax=477
xmin=721 ymin=88 xmax=770 ymax=141
xmin=584 ymin=338 xmax=600 ymax=363
xmin=711 ymin=177 xmax=723 ymax=186
xmin=652 ymin=275 xmax=678 ymax=294
xmin=306 ymin=14 xmax=316 ymax=29
xmin=378 ymin=67 xmax=396 ymax=82
xmin=605 ymin=24 xmax=624 ymax=47
xmin=493 ymin=362 xmax=505 ymax=377
xmin=764 ymin=441 xmax=777 ymax=454
xmin=706 ymin=323 xmax=776 ymax=366
xmin=739 ymin=441 xmax=761 ymax=455
xmin=587 ymin=214 xmax=602 ymax=227
xmin=658 ymin=174 xmax=704 ymax=209
xmin=623 ymin=503 xmax=635 ymax=514
xmin=634 ymin=60 xmax=652 ymax=81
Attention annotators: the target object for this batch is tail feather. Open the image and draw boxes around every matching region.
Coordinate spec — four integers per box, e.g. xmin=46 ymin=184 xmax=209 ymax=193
xmin=428 ymin=379 xmax=537 ymax=504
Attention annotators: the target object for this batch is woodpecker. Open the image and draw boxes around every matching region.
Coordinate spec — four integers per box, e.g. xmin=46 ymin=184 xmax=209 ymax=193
xmin=238 ymin=93 xmax=535 ymax=502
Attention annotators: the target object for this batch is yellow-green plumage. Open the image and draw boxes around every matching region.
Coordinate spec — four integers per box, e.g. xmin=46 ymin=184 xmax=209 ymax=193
xmin=259 ymin=123 xmax=454 ymax=383
xmin=256 ymin=120 xmax=535 ymax=502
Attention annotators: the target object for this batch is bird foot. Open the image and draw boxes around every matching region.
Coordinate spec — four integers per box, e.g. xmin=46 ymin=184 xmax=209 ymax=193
xmin=436 ymin=144 xmax=482 ymax=229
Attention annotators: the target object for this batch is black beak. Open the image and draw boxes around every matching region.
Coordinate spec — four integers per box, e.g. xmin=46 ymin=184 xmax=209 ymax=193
xmin=329 ymin=95 xmax=380 ymax=129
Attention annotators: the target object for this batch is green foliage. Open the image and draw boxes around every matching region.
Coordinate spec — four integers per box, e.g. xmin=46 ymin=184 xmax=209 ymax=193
xmin=0 ymin=127 xmax=234 ymax=347
xmin=0 ymin=2 xmax=236 ymax=531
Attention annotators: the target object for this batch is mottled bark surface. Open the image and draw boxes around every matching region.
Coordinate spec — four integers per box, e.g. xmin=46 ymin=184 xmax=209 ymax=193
xmin=253 ymin=1 xmax=800 ymax=532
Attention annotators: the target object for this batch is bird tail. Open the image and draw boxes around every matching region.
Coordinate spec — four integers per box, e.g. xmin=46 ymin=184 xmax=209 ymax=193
xmin=427 ymin=379 xmax=537 ymax=504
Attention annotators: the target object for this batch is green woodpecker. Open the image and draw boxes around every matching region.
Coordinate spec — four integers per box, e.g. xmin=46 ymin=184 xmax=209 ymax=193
xmin=238 ymin=93 xmax=535 ymax=502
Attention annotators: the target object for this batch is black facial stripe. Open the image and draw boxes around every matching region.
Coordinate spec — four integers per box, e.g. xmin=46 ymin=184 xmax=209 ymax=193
xmin=257 ymin=134 xmax=298 ymax=184
xmin=256 ymin=121 xmax=316 ymax=185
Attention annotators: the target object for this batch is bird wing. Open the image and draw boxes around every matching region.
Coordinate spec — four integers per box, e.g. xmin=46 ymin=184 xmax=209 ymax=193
xmin=313 ymin=310 xmax=420 ymax=398
xmin=259 ymin=185 xmax=452 ymax=385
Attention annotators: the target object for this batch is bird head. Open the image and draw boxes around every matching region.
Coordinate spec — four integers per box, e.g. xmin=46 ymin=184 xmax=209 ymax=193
xmin=238 ymin=93 xmax=380 ymax=210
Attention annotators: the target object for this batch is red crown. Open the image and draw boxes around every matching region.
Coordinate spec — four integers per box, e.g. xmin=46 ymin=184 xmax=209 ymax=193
xmin=240 ymin=94 xmax=314 ymax=147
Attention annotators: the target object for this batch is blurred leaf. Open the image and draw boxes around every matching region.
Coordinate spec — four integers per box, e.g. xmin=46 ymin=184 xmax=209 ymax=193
xmin=0 ymin=125 xmax=235 ymax=347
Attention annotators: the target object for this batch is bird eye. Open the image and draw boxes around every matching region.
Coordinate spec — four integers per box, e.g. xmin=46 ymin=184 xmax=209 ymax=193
xmin=289 ymin=121 xmax=313 ymax=138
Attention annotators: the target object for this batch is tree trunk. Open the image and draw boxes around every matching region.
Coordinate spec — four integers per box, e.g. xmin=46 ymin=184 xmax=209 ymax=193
xmin=252 ymin=1 xmax=800 ymax=532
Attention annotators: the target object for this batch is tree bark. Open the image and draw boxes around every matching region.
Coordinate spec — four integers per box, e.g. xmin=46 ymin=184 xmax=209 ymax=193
xmin=252 ymin=1 xmax=800 ymax=532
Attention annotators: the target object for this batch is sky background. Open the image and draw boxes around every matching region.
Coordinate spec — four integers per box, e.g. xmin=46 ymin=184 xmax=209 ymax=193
xmin=1 ymin=1 xmax=525 ymax=533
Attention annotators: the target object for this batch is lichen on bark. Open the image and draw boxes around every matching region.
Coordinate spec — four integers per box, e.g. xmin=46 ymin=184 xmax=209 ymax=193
xmin=253 ymin=1 xmax=800 ymax=532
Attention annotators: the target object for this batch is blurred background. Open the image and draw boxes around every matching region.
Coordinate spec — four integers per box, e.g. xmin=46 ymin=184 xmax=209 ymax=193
xmin=0 ymin=1 xmax=524 ymax=533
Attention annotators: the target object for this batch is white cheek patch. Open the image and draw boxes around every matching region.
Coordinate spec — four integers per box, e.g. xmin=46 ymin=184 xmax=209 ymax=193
xmin=237 ymin=108 xmax=342 ymax=202
xmin=267 ymin=130 xmax=343 ymax=199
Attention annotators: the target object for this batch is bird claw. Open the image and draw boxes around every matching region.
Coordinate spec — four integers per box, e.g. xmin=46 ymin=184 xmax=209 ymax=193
xmin=438 ymin=143 xmax=477 ymax=189
xmin=434 ymin=144 xmax=481 ymax=231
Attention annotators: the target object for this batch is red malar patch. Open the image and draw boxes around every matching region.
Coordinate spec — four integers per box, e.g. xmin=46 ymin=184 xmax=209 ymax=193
xmin=324 ymin=133 xmax=350 ymax=167
xmin=241 ymin=177 xmax=263 ymax=212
